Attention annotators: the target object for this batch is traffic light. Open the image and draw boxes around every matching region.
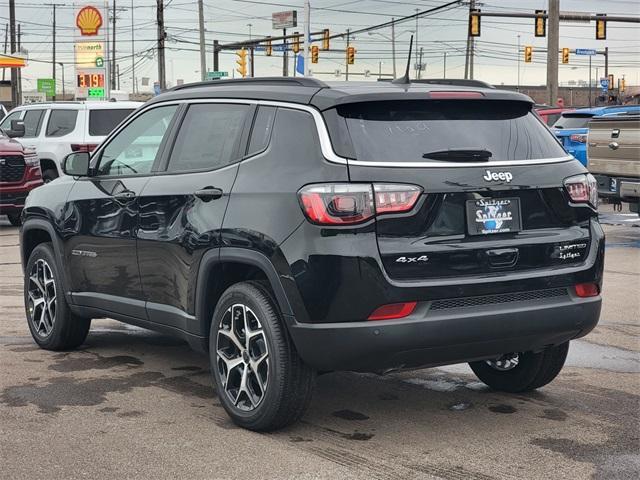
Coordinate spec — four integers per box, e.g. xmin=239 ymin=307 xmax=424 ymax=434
xmin=608 ymin=74 xmax=614 ymax=90
xmin=311 ymin=45 xmax=319 ymax=64
xmin=535 ymin=10 xmax=546 ymax=37
xmin=469 ymin=8 xmax=481 ymax=37
xmin=322 ymin=29 xmax=330 ymax=50
xmin=620 ymin=78 xmax=626 ymax=92
xmin=596 ymin=14 xmax=607 ymax=40
xmin=293 ymin=31 xmax=300 ymax=54
xmin=265 ymin=36 xmax=272 ymax=56
xmin=524 ymin=45 xmax=532 ymax=63
xmin=562 ymin=47 xmax=570 ymax=64
xmin=235 ymin=49 xmax=247 ymax=77
xmin=346 ymin=46 xmax=355 ymax=65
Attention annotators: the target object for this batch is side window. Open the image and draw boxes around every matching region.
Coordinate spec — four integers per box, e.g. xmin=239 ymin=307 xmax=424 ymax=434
xmin=0 ymin=111 xmax=21 ymax=130
xmin=46 ymin=110 xmax=78 ymax=137
xmin=167 ymin=103 xmax=249 ymax=172
xmin=247 ymin=106 xmax=276 ymax=157
xmin=23 ymin=110 xmax=46 ymax=137
xmin=96 ymin=105 xmax=178 ymax=177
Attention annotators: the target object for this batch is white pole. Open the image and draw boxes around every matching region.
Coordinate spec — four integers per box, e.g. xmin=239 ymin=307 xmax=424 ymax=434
xmin=304 ymin=0 xmax=310 ymax=76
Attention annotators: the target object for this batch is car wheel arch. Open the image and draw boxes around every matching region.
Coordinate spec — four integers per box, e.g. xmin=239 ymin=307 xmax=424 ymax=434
xmin=195 ymin=248 xmax=294 ymax=342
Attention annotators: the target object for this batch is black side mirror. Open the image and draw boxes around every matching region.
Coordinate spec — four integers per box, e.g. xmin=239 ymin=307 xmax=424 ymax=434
xmin=62 ymin=152 xmax=90 ymax=177
xmin=5 ymin=119 xmax=25 ymax=138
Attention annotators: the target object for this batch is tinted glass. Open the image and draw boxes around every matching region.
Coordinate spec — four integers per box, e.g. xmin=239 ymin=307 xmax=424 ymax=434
xmin=46 ymin=110 xmax=78 ymax=137
xmin=89 ymin=109 xmax=135 ymax=136
xmin=247 ymin=106 xmax=276 ymax=156
xmin=337 ymin=100 xmax=566 ymax=162
xmin=552 ymin=114 xmax=593 ymax=129
xmin=97 ymin=105 xmax=177 ymax=176
xmin=0 ymin=111 xmax=21 ymax=131
xmin=168 ymin=103 xmax=248 ymax=172
xmin=23 ymin=110 xmax=46 ymax=137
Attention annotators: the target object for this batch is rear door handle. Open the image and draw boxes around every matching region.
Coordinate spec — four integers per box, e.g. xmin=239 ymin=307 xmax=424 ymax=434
xmin=194 ymin=187 xmax=223 ymax=202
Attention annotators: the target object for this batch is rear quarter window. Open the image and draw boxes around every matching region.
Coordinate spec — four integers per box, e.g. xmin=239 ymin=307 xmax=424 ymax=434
xmin=46 ymin=110 xmax=78 ymax=137
xmin=89 ymin=109 xmax=135 ymax=136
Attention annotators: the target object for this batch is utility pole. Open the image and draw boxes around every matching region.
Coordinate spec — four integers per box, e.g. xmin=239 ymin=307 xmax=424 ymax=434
xmin=131 ymin=0 xmax=135 ymax=94
xmin=213 ymin=39 xmax=219 ymax=72
xmin=52 ymin=4 xmax=56 ymax=100
xmin=464 ymin=0 xmax=475 ymax=79
xmin=59 ymin=62 xmax=65 ymax=98
xmin=443 ymin=52 xmax=447 ymax=78
xmin=111 ymin=0 xmax=117 ymax=90
xmin=198 ymin=0 xmax=206 ymax=81
xmin=156 ymin=0 xmax=166 ymax=90
xmin=390 ymin=18 xmax=397 ymax=78
xmin=116 ymin=63 xmax=120 ymax=90
xmin=415 ymin=8 xmax=419 ymax=78
xmin=16 ymin=22 xmax=21 ymax=103
xmin=8 ymin=0 xmax=16 ymax=107
xmin=2 ymin=24 xmax=7 ymax=82
xmin=282 ymin=28 xmax=288 ymax=76
xmin=517 ymin=34 xmax=521 ymax=91
xmin=418 ymin=47 xmax=424 ymax=79
xmin=604 ymin=46 xmax=609 ymax=78
xmin=547 ymin=0 xmax=559 ymax=106
xmin=303 ymin=0 xmax=310 ymax=76
xmin=345 ymin=28 xmax=350 ymax=81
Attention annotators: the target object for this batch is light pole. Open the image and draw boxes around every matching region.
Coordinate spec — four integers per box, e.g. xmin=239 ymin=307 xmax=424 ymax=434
xmin=414 ymin=8 xmax=419 ymax=77
xmin=378 ymin=61 xmax=383 ymax=79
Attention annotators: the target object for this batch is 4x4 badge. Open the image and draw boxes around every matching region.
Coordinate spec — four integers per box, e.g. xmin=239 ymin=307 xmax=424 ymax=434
xmin=483 ymin=170 xmax=513 ymax=183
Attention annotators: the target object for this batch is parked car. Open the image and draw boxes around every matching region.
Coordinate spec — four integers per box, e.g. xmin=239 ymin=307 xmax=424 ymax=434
xmin=20 ymin=78 xmax=603 ymax=431
xmin=587 ymin=114 xmax=640 ymax=215
xmin=0 ymin=101 xmax=142 ymax=182
xmin=0 ymin=120 xmax=43 ymax=226
xmin=535 ymin=105 xmax=573 ymax=125
xmin=552 ymin=105 xmax=640 ymax=166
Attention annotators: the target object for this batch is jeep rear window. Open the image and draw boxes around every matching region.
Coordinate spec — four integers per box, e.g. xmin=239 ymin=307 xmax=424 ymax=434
xmin=552 ymin=114 xmax=593 ymax=129
xmin=336 ymin=100 xmax=566 ymax=163
xmin=89 ymin=109 xmax=135 ymax=136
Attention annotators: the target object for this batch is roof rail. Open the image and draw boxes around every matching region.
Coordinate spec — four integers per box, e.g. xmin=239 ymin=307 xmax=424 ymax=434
xmin=170 ymin=77 xmax=328 ymax=92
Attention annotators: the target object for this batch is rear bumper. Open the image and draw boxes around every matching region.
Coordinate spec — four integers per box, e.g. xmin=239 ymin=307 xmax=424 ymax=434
xmin=287 ymin=293 xmax=601 ymax=372
xmin=593 ymin=174 xmax=640 ymax=201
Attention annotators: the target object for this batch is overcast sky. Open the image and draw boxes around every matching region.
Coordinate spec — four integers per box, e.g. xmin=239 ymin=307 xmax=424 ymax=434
xmin=3 ymin=0 xmax=640 ymax=94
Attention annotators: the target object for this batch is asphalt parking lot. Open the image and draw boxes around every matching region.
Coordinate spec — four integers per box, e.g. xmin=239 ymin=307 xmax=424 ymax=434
xmin=1 ymin=204 xmax=638 ymax=480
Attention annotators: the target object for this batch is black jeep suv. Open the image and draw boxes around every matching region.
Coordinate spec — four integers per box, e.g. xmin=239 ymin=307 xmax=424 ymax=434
xmin=20 ymin=78 xmax=603 ymax=431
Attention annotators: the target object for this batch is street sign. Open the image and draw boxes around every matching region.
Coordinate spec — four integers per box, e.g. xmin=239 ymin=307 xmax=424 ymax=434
xmin=272 ymin=10 xmax=297 ymax=29
xmin=37 ymin=78 xmax=56 ymax=96
xmin=207 ymin=71 xmax=228 ymax=79
xmin=600 ymin=78 xmax=609 ymax=89
xmin=22 ymin=92 xmax=46 ymax=104
xmin=575 ymin=48 xmax=597 ymax=56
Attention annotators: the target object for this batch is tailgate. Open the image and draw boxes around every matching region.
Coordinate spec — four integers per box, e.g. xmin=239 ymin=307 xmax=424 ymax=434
xmin=587 ymin=117 xmax=640 ymax=177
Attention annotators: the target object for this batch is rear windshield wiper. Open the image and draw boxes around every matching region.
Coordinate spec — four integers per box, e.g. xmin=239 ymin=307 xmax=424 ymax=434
xmin=422 ymin=149 xmax=493 ymax=162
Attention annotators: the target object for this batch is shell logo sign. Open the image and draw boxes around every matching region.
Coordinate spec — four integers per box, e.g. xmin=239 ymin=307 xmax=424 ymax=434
xmin=76 ymin=6 xmax=103 ymax=36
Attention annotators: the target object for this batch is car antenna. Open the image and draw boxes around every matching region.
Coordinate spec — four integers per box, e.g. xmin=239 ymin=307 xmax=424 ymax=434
xmin=392 ymin=34 xmax=413 ymax=85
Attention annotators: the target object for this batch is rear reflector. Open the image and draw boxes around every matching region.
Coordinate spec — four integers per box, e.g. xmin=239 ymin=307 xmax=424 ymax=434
xmin=429 ymin=91 xmax=484 ymax=99
xmin=569 ymin=134 xmax=587 ymax=143
xmin=368 ymin=302 xmax=417 ymax=321
xmin=575 ymin=283 xmax=599 ymax=298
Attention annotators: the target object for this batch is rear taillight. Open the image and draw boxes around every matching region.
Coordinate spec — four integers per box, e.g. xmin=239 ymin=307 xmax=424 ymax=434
xmin=368 ymin=302 xmax=417 ymax=321
xmin=564 ymin=173 xmax=598 ymax=208
xmin=298 ymin=183 xmax=422 ymax=226
xmin=575 ymin=283 xmax=599 ymax=298
xmin=71 ymin=143 xmax=98 ymax=153
xmin=569 ymin=134 xmax=587 ymax=143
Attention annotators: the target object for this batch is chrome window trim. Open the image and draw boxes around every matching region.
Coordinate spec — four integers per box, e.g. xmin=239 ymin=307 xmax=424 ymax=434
xmin=101 ymin=98 xmax=575 ymax=169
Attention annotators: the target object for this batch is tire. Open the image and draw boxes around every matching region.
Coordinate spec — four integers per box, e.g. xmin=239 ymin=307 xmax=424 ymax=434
xmin=42 ymin=168 xmax=58 ymax=183
xmin=209 ymin=281 xmax=315 ymax=431
xmin=24 ymin=243 xmax=91 ymax=350
xmin=469 ymin=342 xmax=570 ymax=393
xmin=7 ymin=213 xmax=22 ymax=226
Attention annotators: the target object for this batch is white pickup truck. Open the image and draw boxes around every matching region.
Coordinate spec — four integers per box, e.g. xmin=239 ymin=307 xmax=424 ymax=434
xmin=588 ymin=114 xmax=640 ymax=215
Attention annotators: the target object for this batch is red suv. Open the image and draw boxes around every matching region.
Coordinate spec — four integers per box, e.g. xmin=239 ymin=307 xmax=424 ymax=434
xmin=1 ymin=120 xmax=43 ymax=226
